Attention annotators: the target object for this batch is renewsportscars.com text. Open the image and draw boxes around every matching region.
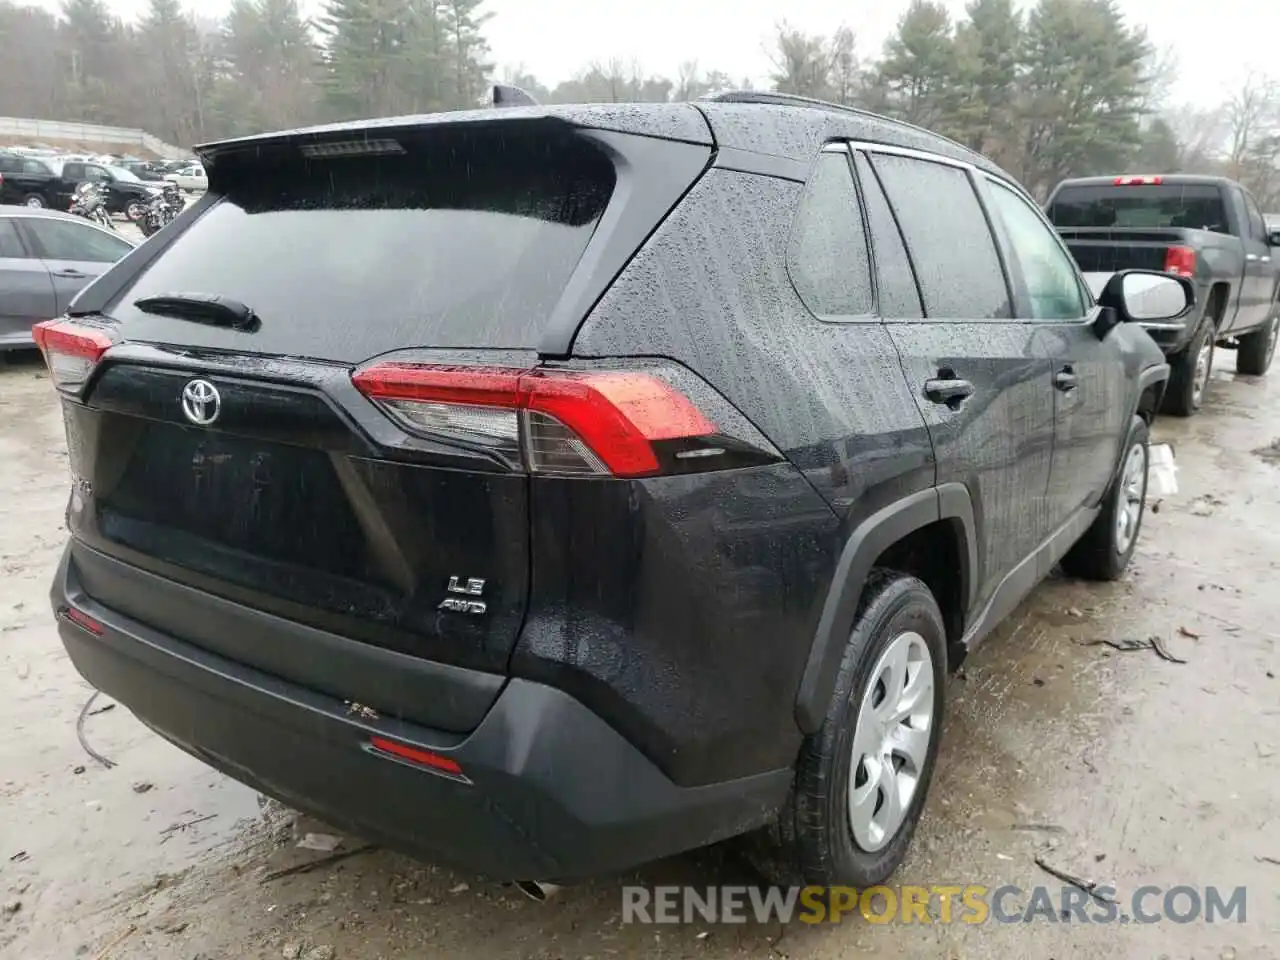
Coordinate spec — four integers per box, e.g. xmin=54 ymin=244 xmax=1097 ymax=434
xmin=622 ymin=884 xmax=1247 ymax=925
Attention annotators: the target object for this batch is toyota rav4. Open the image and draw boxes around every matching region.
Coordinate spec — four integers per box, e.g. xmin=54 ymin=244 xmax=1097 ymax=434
xmin=41 ymin=91 xmax=1189 ymax=888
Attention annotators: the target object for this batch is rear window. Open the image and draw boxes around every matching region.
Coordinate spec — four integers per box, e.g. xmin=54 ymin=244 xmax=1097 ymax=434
xmin=110 ymin=126 xmax=616 ymax=360
xmin=1048 ymin=184 xmax=1228 ymax=232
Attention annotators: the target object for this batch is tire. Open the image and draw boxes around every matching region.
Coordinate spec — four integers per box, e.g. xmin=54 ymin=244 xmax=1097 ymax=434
xmin=1162 ymin=323 xmax=1213 ymax=417
xmin=747 ymin=570 xmax=947 ymax=887
xmin=22 ymin=193 xmax=45 ymax=208
xmin=126 ymin=201 xmax=146 ymax=222
xmin=1236 ymin=312 xmax=1279 ymax=376
xmin=1061 ymin=416 xmax=1150 ymax=582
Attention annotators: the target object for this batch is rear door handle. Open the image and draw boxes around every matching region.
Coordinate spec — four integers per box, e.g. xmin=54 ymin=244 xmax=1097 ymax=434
xmin=924 ymin=378 xmax=975 ymax=405
xmin=1055 ymin=369 xmax=1078 ymax=391
xmin=51 ymin=269 xmax=87 ymax=279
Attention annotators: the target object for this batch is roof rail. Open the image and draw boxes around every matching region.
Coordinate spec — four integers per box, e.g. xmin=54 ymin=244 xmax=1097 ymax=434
xmin=492 ymin=84 xmax=539 ymax=108
xmin=698 ymin=89 xmax=986 ymax=166
xmin=697 ymin=90 xmax=870 ymax=119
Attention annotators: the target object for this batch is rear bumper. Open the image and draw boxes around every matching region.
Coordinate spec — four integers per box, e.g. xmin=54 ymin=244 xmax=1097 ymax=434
xmin=1139 ymin=321 xmax=1192 ymax=355
xmin=51 ymin=546 xmax=789 ymax=881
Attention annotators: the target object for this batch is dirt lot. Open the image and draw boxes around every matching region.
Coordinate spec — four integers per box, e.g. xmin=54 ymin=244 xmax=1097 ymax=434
xmin=1 ymin=346 xmax=1278 ymax=960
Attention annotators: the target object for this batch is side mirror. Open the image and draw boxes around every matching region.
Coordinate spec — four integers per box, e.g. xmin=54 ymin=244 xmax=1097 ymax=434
xmin=1094 ymin=270 xmax=1194 ymax=339
xmin=1269 ymin=230 xmax=1280 ymax=247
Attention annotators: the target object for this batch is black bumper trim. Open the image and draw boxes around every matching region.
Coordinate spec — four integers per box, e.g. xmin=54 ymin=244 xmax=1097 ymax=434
xmin=52 ymin=546 xmax=791 ymax=880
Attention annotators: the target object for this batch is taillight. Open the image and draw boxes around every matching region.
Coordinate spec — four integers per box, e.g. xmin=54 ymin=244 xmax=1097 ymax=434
xmin=32 ymin=318 xmax=113 ymax=393
xmin=1113 ymin=175 xmax=1163 ymax=185
xmin=1164 ymin=246 xmax=1196 ymax=278
xmin=352 ymin=363 xmax=719 ymax=478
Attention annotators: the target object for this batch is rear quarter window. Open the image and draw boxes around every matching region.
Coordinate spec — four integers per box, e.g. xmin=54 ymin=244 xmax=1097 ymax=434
xmin=787 ymin=151 xmax=874 ymax=318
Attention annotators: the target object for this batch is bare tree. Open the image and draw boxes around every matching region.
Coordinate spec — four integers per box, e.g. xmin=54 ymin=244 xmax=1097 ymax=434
xmin=1225 ymin=72 xmax=1279 ymax=176
xmin=768 ymin=21 xmax=835 ymax=99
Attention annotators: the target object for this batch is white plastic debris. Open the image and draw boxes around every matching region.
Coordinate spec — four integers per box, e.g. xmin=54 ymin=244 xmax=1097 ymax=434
xmin=296 ymin=833 xmax=342 ymax=853
xmin=1147 ymin=443 xmax=1178 ymax=497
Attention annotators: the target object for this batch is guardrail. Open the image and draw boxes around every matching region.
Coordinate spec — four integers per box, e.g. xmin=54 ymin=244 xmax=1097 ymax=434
xmin=0 ymin=117 xmax=186 ymax=159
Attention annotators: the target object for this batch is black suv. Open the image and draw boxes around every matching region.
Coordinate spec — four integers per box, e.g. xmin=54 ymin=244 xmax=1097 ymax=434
xmin=40 ymin=92 xmax=1188 ymax=888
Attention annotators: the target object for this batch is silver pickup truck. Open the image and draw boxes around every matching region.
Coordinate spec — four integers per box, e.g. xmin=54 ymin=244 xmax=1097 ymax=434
xmin=1046 ymin=174 xmax=1280 ymax=416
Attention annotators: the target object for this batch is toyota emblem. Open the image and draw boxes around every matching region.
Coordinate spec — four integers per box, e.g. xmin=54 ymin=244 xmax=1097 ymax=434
xmin=181 ymin=379 xmax=221 ymax=425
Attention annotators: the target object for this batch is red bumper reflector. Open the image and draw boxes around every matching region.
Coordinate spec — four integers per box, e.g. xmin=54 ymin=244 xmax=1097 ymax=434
xmin=369 ymin=736 xmax=464 ymax=777
xmin=63 ymin=608 xmax=105 ymax=636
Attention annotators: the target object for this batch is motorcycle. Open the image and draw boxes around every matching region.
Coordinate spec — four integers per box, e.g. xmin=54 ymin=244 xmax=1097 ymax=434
xmin=138 ymin=182 xmax=183 ymax=238
xmin=68 ymin=181 xmax=115 ymax=230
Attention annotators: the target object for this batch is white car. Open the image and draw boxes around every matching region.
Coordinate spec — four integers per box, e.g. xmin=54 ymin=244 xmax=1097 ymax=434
xmin=164 ymin=163 xmax=207 ymax=193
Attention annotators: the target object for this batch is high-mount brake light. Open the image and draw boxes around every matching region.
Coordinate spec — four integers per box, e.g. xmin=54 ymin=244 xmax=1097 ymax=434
xmin=1113 ymin=175 xmax=1163 ymax=185
xmin=351 ymin=364 xmax=718 ymax=478
xmin=32 ymin=319 xmax=113 ymax=393
xmin=299 ymin=139 xmax=405 ymax=159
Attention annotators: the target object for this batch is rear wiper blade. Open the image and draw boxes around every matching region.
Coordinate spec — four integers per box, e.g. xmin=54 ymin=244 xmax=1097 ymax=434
xmin=132 ymin=293 xmax=260 ymax=331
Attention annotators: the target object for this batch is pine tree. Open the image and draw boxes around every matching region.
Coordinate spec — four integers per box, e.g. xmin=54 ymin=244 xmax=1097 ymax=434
xmin=874 ymin=0 xmax=959 ymax=132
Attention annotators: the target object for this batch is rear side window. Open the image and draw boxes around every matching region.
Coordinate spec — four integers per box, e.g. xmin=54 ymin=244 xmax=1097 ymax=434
xmin=788 ymin=151 xmax=874 ymax=318
xmin=853 ymin=153 xmax=923 ymax=319
xmin=1241 ymin=190 xmax=1268 ymax=243
xmin=1048 ymin=184 xmax=1228 ymax=232
xmin=111 ymin=127 xmax=616 ymax=358
xmin=0 ymin=220 xmax=25 ymax=258
xmin=870 ymin=153 xmax=1010 ymax=319
xmin=25 ymin=218 xmax=132 ymax=263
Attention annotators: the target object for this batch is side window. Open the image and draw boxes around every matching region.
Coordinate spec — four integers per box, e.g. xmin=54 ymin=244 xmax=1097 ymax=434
xmin=25 ymin=218 xmax=132 ymax=263
xmin=23 ymin=160 xmax=50 ymax=175
xmin=869 ymin=153 xmax=1010 ymax=319
xmin=787 ymin=151 xmax=874 ymax=318
xmin=985 ymin=179 xmax=1088 ymax=320
xmin=852 ymin=152 xmax=923 ymax=318
xmin=1243 ymin=190 xmax=1267 ymax=243
xmin=0 ymin=219 xmax=26 ymax=258
xmin=85 ymin=165 xmax=110 ymax=182
xmin=62 ymin=163 xmax=84 ymax=181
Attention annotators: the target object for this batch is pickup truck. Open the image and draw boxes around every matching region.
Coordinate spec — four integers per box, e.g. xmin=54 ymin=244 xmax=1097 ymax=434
xmin=1046 ymin=174 xmax=1280 ymax=416
xmin=0 ymin=153 xmax=161 ymax=221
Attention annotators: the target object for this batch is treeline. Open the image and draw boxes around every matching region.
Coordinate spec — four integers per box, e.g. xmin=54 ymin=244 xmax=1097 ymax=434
xmin=0 ymin=0 xmax=1276 ymax=205
xmin=0 ymin=0 xmax=492 ymax=147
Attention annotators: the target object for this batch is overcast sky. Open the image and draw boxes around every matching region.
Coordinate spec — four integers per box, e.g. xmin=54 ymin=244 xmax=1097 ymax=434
xmin=18 ymin=0 xmax=1272 ymax=108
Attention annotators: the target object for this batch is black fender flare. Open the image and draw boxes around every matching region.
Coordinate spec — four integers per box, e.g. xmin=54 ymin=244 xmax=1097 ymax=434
xmin=794 ymin=483 xmax=977 ymax=734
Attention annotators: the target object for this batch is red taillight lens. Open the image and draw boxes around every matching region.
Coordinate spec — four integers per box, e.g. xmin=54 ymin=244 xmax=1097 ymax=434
xmin=1164 ymin=246 xmax=1196 ymax=278
xmin=368 ymin=736 xmax=466 ymax=779
xmin=62 ymin=608 xmax=105 ymax=636
xmin=352 ymin=364 xmax=718 ymax=478
xmin=32 ymin=318 xmax=113 ymax=392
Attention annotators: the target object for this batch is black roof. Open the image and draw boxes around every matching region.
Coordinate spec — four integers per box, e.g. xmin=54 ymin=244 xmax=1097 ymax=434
xmin=194 ymin=92 xmax=1006 ymax=179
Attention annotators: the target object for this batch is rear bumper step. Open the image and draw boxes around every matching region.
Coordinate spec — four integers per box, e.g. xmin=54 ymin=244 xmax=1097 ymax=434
xmin=51 ymin=546 xmax=790 ymax=881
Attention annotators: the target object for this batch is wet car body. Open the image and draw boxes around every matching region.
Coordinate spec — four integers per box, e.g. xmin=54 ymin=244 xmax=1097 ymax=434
xmin=41 ymin=93 xmax=1177 ymax=884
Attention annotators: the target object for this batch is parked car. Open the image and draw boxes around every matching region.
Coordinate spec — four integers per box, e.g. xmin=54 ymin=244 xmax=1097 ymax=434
xmin=163 ymin=162 xmax=207 ymax=193
xmin=116 ymin=159 xmax=166 ymax=182
xmin=0 ymin=205 xmax=134 ymax=351
xmin=39 ymin=92 xmax=1185 ymax=889
xmin=1047 ymin=175 xmax=1280 ymax=413
xmin=63 ymin=162 xmax=165 ymax=221
xmin=0 ymin=155 xmax=162 ymax=220
xmin=0 ymin=151 xmax=61 ymax=207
